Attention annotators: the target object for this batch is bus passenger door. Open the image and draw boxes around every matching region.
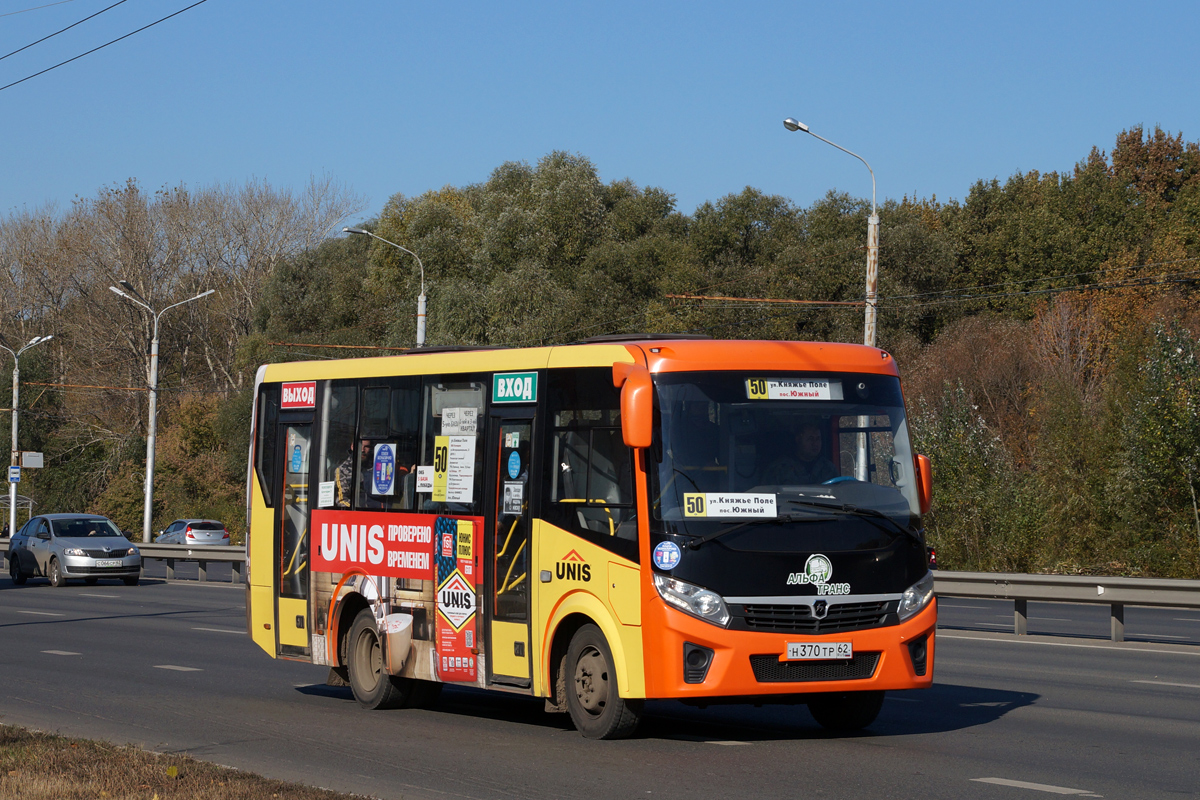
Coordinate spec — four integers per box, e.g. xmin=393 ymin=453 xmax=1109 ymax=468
xmin=487 ymin=415 xmax=534 ymax=685
xmin=276 ymin=423 xmax=311 ymax=657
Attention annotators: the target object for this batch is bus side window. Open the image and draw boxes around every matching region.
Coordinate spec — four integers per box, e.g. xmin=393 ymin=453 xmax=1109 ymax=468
xmin=318 ymin=381 xmax=358 ymax=509
xmin=543 ymin=368 xmax=638 ymax=563
xmin=420 ymin=378 xmax=486 ymax=515
xmin=255 ymin=383 xmax=281 ymax=507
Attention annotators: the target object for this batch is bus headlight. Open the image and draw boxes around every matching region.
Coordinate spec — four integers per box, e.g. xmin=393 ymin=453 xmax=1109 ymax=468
xmin=653 ymin=574 xmax=730 ymax=627
xmin=898 ymin=571 xmax=935 ymax=621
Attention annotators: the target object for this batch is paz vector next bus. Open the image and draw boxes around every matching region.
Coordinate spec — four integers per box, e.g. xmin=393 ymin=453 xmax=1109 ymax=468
xmin=245 ymin=335 xmax=936 ymax=739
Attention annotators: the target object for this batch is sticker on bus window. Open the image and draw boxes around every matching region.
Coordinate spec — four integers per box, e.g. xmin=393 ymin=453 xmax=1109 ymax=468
xmin=432 ymin=435 xmax=475 ymax=503
xmin=503 ymin=481 xmax=523 ymax=514
xmin=745 ymin=378 xmax=843 ymax=401
xmin=372 ymin=443 xmax=396 ymax=496
xmin=442 ymin=407 xmax=477 ymax=436
xmin=683 ymin=492 xmax=777 ymax=518
xmin=415 ymin=466 xmax=434 ymax=493
xmin=317 ymin=481 xmax=336 ymax=508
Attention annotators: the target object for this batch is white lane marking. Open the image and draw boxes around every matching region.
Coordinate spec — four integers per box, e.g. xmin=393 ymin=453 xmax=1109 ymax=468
xmin=941 ymin=604 xmax=991 ymax=610
xmin=994 ymin=615 xmax=1071 ymax=622
xmin=1172 ymin=617 xmax=1200 ymax=622
xmin=41 ymin=650 xmax=80 ymax=656
xmin=940 ymin=633 xmax=1200 ymax=657
xmin=17 ymin=610 xmax=64 ymax=617
xmin=192 ymin=627 xmax=246 ymax=635
xmin=1132 ymin=679 xmax=1200 ymax=689
xmin=706 ymin=741 xmax=751 ymax=746
xmin=975 ymin=622 xmax=1016 ymax=627
xmin=79 ymin=593 xmax=119 ymax=599
xmin=972 ymin=777 xmax=1101 ymax=796
xmin=154 ymin=665 xmax=202 ymax=672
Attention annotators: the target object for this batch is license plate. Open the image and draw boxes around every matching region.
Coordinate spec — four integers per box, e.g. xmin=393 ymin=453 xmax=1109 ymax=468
xmin=786 ymin=641 xmax=853 ymax=660
xmin=95 ymin=559 xmax=123 ymax=568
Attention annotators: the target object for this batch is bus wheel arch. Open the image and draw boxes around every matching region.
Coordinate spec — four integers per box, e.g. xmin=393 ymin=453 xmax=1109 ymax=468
xmin=333 ymin=592 xmax=370 ymax=668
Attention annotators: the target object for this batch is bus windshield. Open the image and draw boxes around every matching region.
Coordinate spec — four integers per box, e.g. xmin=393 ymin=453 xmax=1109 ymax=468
xmin=651 ymin=371 xmax=921 ymax=533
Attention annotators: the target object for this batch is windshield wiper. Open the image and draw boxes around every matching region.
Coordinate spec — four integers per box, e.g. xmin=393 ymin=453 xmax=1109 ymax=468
xmin=685 ymin=514 xmax=810 ymax=549
xmin=785 ymin=499 xmax=921 ymax=542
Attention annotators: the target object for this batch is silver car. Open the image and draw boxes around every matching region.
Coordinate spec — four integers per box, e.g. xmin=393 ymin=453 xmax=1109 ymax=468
xmin=155 ymin=519 xmax=230 ymax=545
xmin=8 ymin=514 xmax=141 ymax=587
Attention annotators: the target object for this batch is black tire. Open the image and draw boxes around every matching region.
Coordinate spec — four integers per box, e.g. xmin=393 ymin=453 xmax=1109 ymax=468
xmin=123 ymin=576 xmax=139 ymax=586
xmin=48 ymin=558 xmax=64 ymax=588
xmin=346 ymin=609 xmax=407 ymax=710
xmin=807 ymin=690 xmax=885 ymax=731
xmin=9 ymin=557 xmax=26 ymax=586
xmin=564 ymin=623 xmax=642 ymax=739
xmin=84 ymin=577 xmax=98 ymax=585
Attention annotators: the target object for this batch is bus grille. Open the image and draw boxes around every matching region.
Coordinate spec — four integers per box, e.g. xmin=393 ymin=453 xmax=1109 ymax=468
xmin=749 ymin=652 xmax=880 ymax=683
xmin=738 ymin=601 xmax=894 ymax=634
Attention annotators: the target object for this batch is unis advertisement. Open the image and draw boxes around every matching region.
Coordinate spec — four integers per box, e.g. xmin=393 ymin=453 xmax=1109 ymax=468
xmin=312 ymin=509 xmax=482 ymax=684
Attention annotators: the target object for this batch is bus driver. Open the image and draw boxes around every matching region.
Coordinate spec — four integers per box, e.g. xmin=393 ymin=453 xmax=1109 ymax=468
xmin=763 ymin=421 xmax=838 ymax=485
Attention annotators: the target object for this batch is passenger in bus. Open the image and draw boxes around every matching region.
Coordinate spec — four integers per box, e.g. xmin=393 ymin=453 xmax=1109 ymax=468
xmin=762 ymin=422 xmax=837 ymax=485
xmin=335 ymin=440 xmax=372 ymax=508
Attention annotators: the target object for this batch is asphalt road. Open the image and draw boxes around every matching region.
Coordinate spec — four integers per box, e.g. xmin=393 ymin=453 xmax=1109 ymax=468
xmin=1 ymin=572 xmax=1198 ymax=799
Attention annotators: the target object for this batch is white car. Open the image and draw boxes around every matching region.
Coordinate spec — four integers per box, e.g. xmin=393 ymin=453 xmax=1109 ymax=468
xmin=8 ymin=514 xmax=141 ymax=587
xmin=155 ymin=519 xmax=230 ymax=545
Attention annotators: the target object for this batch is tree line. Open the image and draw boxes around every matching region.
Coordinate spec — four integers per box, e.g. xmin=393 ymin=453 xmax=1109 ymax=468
xmin=3 ymin=127 xmax=1198 ymax=576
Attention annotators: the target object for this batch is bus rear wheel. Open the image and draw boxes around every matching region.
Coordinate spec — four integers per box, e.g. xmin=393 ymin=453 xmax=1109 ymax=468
xmin=565 ymin=623 xmax=642 ymax=740
xmin=807 ymin=690 xmax=885 ymax=731
xmin=346 ymin=609 xmax=407 ymax=710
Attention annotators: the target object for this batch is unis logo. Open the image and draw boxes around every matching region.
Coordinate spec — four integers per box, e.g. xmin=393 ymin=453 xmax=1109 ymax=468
xmin=493 ymin=372 xmax=538 ymax=403
xmin=555 ymin=549 xmax=591 ymax=582
xmin=437 ymin=571 xmax=476 ymax=630
xmin=786 ymin=554 xmax=851 ymax=596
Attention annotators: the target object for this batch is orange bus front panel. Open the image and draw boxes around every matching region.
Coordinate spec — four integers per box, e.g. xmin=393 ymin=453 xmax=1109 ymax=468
xmin=641 ymin=595 xmax=936 ymax=700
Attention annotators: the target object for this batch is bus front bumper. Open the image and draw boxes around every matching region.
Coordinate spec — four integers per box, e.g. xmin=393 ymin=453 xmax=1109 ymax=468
xmin=644 ymin=598 xmax=936 ymax=699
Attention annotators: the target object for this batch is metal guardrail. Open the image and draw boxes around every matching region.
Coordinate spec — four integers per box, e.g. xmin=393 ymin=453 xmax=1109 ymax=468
xmin=2 ymin=538 xmax=1197 ymax=640
xmin=935 ymin=571 xmax=1200 ymax=642
xmin=0 ymin=540 xmax=245 ymax=584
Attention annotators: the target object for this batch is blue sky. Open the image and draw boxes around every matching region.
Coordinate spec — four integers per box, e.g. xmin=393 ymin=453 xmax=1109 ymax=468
xmin=2 ymin=1 xmax=1197 ymax=222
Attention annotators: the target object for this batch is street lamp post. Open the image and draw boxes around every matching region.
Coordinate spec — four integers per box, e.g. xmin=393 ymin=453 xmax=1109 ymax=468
xmin=0 ymin=335 xmax=53 ymax=537
xmin=783 ymin=118 xmax=880 ymax=348
xmin=784 ymin=117 xmax=879 ymax=482
xmin=109 ymin=283 xmax=215 ymax=542
xmin=342 ymin=227 xmax=427 ymax=347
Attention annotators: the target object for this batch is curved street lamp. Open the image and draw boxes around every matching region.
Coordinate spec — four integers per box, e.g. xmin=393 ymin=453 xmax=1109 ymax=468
xmin=109 ymin=283 xmax=215 ymax=542
xmin=783 ymin=118 xmax=880 ymax=348
xmin=343 ymin=227 xmax=427 ymax=347
xmin=0 ymin=334 xmax=53 ymax=538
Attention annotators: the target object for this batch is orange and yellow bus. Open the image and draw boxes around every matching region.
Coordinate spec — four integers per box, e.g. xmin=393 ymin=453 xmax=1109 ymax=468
xmin=246 ymin=335 xmax=936 ymax=738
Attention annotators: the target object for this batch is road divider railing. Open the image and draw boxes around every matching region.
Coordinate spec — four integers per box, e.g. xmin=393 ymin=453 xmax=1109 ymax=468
xmin=2 ymin=539 xmax=1197 ymax=637
xmin=1 ymin=540 xmax=245 ymax=585
xmin=935 ymin=571 xmax=1200 ymax=642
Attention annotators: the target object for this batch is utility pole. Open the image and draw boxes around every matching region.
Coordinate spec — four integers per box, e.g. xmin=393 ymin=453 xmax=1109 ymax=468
xmin=110 ymin=283 xmax=214 ymax=542
xmin=0 ymin=335 xmax=52 ymax=537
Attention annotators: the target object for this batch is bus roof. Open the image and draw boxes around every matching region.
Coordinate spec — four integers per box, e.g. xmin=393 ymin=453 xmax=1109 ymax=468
xmin=258 ymin=339 xmax=900 ymax=383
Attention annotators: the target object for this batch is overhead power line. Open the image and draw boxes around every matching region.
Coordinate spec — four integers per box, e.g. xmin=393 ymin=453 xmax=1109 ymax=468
xmin=0 ymin=0 xmax=79 ymax=18
xmin=0 ymin=0 xmax=128 ymax=64
xmin=0 ymin=0 xmax=209 ymax=94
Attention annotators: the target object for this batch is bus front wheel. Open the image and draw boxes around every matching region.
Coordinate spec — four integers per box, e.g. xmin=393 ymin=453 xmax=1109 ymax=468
xmin=347 ymin=609 xmax=407 ymax=710
xmin=565 ymin=623 xmax=642 ymax=740
xmin=807 ymin=690 xmax=885 ymax=731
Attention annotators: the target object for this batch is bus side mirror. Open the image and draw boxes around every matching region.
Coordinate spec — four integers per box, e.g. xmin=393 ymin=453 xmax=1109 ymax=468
xmin=613 ymin=362 xmax=653 ymax=449
xmin=915 ymin=454 xmax=932 ymax=516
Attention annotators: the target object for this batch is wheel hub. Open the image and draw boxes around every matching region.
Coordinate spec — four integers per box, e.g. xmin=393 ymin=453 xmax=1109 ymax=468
xmin=574 ymin=646 xmax=608 ymax=713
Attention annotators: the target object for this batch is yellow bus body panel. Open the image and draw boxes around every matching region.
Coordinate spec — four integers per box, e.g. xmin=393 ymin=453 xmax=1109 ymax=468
xmin=277 ymin=596 xmax=309 ymax=648
xmin=247 ymin=469 xmax=276 ymax=656
xmin=489 ymin=620 xmax=531 ymax=679
xmin=535 ymin=520 xmax=644 ymax=699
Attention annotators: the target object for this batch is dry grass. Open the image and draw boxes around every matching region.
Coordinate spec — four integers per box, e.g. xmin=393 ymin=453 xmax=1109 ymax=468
xmin=0 ymin=724 xmax=370 ymax=800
